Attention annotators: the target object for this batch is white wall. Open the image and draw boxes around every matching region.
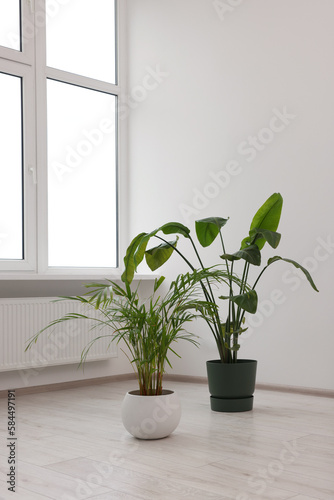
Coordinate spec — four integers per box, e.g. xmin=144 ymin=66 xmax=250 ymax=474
xmin=126 ymin=0 xmax=334 ymax=390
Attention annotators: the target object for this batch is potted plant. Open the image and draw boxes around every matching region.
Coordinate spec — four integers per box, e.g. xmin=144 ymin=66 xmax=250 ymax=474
xmin=26 ymin=272 xmax=214 ymax=437
xmin=121 ymin=193 xmax=319 ymax=412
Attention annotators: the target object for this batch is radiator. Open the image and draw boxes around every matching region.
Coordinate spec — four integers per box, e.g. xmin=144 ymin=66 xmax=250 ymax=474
xmin=0 ymin=297 xmax=117 ymax=372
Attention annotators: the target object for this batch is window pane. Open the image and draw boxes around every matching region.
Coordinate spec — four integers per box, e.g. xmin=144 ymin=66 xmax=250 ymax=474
xmin=46 ymin=0 xmax=116 ymax=83
xmin=0 ymin=73 xmax=23 ymax=259
xmin=47 ymin=80 xmax=117 ymax=268
xmin=0 ymin=0 xmax=21 ymax=51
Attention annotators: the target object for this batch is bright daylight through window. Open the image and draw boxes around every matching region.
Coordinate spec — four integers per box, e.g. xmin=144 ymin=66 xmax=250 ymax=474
xmin=0 ymin=72 xmax=23 ymax=260
xmin=0 ymin=0 xmax=119 ymax=273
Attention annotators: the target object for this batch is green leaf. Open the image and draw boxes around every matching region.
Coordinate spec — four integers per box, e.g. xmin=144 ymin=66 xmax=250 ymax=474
xmin=221 ymin=323 xmax=248 ymax=336
xmin=154 ymin=276 xmax=165 ymax=292
xmin=145 ymin=238 xmax=178 ymax=271
xmin=221 ymin=244 xmax=261 ymax=266
xmin=134 ymin=234 xmax=153 ymax=268
xmin=84 ymin=282 xmax=115 ymax=307
xmin=160 ymin=222 xmax=191 ymax=238
xmin=249 ymin=228 xmax=281 ymax=249
xmin=219 ymin=290 xmax=258 ymax=314
xmin=90 ymin=284 xmax=113 ymax=309
xmin=121 ymin=232 xmax=148 ymax=283
xmin=267 ymin=256 xmax=319 ymax=292
xmin=122 ymin=222 xmax=190 ymax=283
xmin=195 ymin=217 xmax=228 ymax=247
xmin=122 ymin=223 xmax=191 ymax=283
xmin=241 ymin=193 xmax=283 ymax=250
xmin=238 ymin=327 xmax=248 ymax=336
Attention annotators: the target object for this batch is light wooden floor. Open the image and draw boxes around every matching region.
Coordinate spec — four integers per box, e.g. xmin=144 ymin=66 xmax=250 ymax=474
xmin=0 ymin=379 xmax=333 ymax=500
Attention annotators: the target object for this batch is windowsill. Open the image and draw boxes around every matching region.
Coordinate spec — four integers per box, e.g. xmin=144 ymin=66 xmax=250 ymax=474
xmin=0 ymin=273 xmax=160 ymax=298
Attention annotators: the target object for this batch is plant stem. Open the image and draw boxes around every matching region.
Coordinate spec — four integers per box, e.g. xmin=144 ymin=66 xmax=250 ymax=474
xmin=219 ymin=231 xmax=236 ymax=363
xmin=155 ymin=234 xmax=226 ymax=361
xmin=189 ymin=235 xmax=230 ymax=361
xmin=252 ymin=264 xmax=268 ymax=291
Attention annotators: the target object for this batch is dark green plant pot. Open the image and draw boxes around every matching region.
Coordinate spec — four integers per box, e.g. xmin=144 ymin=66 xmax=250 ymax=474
xmin=206 ymin=359 xmax=257 ymax=412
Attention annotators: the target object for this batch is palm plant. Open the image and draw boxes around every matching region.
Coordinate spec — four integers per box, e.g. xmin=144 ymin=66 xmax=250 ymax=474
xmin=26 ymin=271 xmax=218 ymax=395
xmin=121 ymin=193 xmax=318 ymax=364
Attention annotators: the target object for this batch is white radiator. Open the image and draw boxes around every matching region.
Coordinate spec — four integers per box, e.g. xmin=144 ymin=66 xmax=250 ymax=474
xmin=0 ymin=297 xmax=117 ymax=372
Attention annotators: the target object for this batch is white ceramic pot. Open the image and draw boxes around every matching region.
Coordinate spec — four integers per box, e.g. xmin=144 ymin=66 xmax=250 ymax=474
xmin=121 ymin=389 xmax=181 ymax=440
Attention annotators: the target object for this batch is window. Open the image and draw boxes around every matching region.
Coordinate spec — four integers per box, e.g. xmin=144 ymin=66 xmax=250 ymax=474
xmin=0 ymin=0 xmax=121 ymax=276
xmin=0 ymin=72 xmax=23 ymax=260
xmin=0 ymin=0 xmax=21 ymax=51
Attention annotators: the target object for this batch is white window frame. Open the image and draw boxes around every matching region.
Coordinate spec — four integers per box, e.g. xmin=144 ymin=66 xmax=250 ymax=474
xmin=0 ymin=0 xmax=36 ymax=273
xmin=0 ymin=0 xmax=127 ymax=281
